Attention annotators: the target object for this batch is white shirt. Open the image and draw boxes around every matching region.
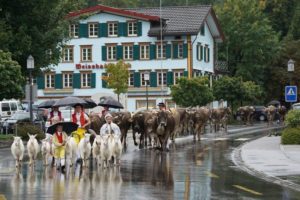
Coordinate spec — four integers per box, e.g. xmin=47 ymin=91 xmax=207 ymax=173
xmin=100 ymin=122 xmax=121 ymax=137
xmin=75 ymin=112 xmax=89 ymax=127
xmin=48 ymin=111 xmax=59 ymax=120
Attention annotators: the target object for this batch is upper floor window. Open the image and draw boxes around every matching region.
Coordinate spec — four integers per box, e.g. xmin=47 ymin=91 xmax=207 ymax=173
xmin=157 ymin=71 xmax=167 ymax=86
xmin=80 ymin=45 xmax=92 ymax=62
xmin=128 ymin=21 xmax=137 ymax=36
xmin=62 ymin=46 xmax=73 ymax=63
xmin=156 ymin=43 xmax=166 ymax=59
xmin=178 ymin=43 xmax=183 ymax=58
xmin=63 ymin=73 xmax=73 ymax=88
xmin=197 ymin=43 xmax=203 ymax=61
xmin=88 ymin=23 xmax=98 ymax=38
xmin=128 ymin=72 xmax=134 ymax=86
xmin=200 ymin=24 xmax=205 ymax=36
xmin=81 ymin=72 xmax=91 ymax=88
xmin=45 ymin=73 xmax=55 ymax=89
xmin=204 ymin=45 xmax=210 ymax=63
xmin=140 ymin=44 xmax=150 ymax=60
xmin=123 ymin=45 xmax=133 ymax=60
xmin=69 ymin=24 xmax=79 ymax=38
xmin=107 ymin=45 xmax=117 ymax=61
xmin=108 ymin=22 xmax=118 ymax=37
xmin=140 ymin=72 xmax=149 ymax=86
xmin=174 ymin=71 xmax=184 ymax=84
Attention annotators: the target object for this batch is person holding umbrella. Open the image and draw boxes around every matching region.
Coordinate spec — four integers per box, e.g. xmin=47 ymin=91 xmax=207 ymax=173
xmin=101 ymin=106 xmax=110 ymax=117
xmin=48 ymin=106 xmax=64 ymax=125
xmin=53 ymin=124 xmax=68 ymax=172
xmin=72 ymin=104 xmax=91 ymax=144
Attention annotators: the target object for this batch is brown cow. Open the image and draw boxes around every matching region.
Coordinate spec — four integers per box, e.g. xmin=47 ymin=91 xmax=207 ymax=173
xmin=89 ymin=113 xmax=106 ymax=134
xmin=112 ymin=111 xmax=132 ymax=148
xmin=264 ymin=105 xmax=276 ymax=126
xmin=176 ymin=108 xmax=190 ymax=136
xmin=277 ymin=105 xmax=287 ymax=124
xmin=144 ymin=110 xmax=159 ymax=148
xmin=156 ymin=110 xmax=175 ymax=151
xmin=210 ymin=107 xmax=231 ymax=132
xmin=132 ymin=111 xmax=149 ymax=148
xmin=237 ymin=106 xmax=255 ymax=125
xmin=169 ymin=108 xmax=181 ymax=141
xmin=192 ymin=107 xmax=211 ymax=141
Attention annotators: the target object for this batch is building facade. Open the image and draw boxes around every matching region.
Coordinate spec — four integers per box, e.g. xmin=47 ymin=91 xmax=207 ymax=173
xmin=36 ymin=5 xmax=225 ymax=112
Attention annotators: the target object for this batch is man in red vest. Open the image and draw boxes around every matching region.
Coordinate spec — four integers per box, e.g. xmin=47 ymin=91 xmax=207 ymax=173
xmin=48 ymin=106 xmax=63 ymax=125
xmin=72 ymin=104 xmax=91 ymax=144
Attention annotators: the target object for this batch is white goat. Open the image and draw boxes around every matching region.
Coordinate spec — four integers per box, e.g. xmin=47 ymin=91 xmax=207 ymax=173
xmin=41 ymin=139 xmax=51 ymax=166
xmin=78 ymin=133 xmax=91 ymax=167
xmin=65 ymin=136 xmax=77 ymax=167
xmin=11 ymin=136 xmax=24 ymax=168
xmin=100 ymin=134 xmax=112 ymax=168
xmin=26 ymin=134 xmax=39 ymax=167
xmin=110 ymin=134 xmax=122 ymax=166
xmin=92 ymin=135 xmax=102 ymax=167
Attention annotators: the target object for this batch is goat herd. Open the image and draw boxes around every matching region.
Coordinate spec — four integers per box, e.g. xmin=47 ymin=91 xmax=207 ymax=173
xmin=10 ymin=105 xmax=285 ymax=171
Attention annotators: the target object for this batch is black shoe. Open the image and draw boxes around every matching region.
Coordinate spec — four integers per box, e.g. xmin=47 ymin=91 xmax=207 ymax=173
xmin=61 ymin=165 xmax=66 ymax=173
xmin=76 ymin=158 xmax=82 ymax=164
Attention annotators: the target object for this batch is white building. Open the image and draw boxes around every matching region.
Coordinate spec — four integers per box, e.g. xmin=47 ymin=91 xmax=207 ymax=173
xmin=36 ymin=4 xmax=225 ymax=112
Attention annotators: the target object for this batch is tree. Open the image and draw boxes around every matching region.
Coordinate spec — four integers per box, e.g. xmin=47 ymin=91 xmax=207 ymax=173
xmin=171 ymin=77 xmax=213 ymax=107
xmin=0 ymin=0 xmax=85 ymax=73
xmin=242 ymin=81 xmax=263 ymax=104
xmin=214 ymin=0 xmax=279 ymax=85
xmin=213 ymin=76 xmax=243 ymax=109
xmin=0 ymin=50 xmax=24 ymax=100
xmin=103 ymin=60 xmax=131 ymax=102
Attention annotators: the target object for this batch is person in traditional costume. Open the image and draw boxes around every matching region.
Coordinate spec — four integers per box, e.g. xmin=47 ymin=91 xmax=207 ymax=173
xmin=53 ymin=124 xmax=68 ymax=172
xmin=100 ymin=113 xmax=121 ymax=137
xmin=48 ymin=106 xmax=63 ymax=125
xmin=71 ymin=104 xmax=91 ymax=144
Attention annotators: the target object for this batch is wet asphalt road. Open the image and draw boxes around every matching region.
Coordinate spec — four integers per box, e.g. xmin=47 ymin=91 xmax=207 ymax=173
xmin=0 ymin=129 xmax=300 ymax=200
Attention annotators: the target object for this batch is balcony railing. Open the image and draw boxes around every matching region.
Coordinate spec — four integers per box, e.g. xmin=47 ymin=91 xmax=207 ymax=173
xmin=215 ymin=60 xmax=229 ymax=74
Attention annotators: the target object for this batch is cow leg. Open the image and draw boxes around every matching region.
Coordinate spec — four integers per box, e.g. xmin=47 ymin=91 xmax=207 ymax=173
xmin=133 ymin=131 xmax=138 ymax=146
xmin=139 ymin=133 xmax=144 ymax=149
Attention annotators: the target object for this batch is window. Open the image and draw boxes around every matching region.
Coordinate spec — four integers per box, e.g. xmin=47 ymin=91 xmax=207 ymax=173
xmin=128 ymin=72 xmax=134 ymax=86
xmin=140 ymin=44 xmax=150 ymax=59
xmin=174 ymin=71 xmax=184 ymax=84
xmin=204 ymin=45 xmax=210 ymax=62
xmin=123 ymin=45 xmax=133 ymax=60
xmin=140 ymin=72 xmax=149 ymax=86
xmin=10 ymin=102 xmax=17 ymax=111
xmin=178 ymin=43 xmax=183 ymax=58
xmin=45 ymin=74 xmax=55 ymax=89
xmin=107 ymin=45 xmax=117 ymax=61
xmin=81 ymin=72 xmax=91 ymax=88
xmin=157 ymin=71 xmax=167 ymax=86
xmin=200 ymin=24 xmax=205 ymax=36
xmin=62 ymin=46 xmax=73 ymax=62
xmin=128 ymin=21 xmax=137 ymax=36
xmin=197 ymin=44 xmax=203 ymax=61
xmin=63 ymin=73 xmax=73 ymax=88
xmin=69 ymin=24 xmax=79 ymax=38
xmin=81 ymin=46 xmax=92 ymax=62
xmin=108 ymin=22 xmax=118 ymax=37
xmin=88 ymin=23 xmax=98 ymax=37
xmin=136 ymin=100 xmax=156 ymax=110
xmin=1 ymin=103 xmax=9 ymax=112
xmin=156 ymin=43 xmax=166 ymax=59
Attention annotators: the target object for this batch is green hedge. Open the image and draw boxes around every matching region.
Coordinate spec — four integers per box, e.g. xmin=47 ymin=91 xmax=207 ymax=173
xmin=16 ymin=123 xmax=45 ymax=141
xmin=285 ymin=110 xmax=300 ymax=128
xmin=281 ymin=127 xmax=300 ymax=145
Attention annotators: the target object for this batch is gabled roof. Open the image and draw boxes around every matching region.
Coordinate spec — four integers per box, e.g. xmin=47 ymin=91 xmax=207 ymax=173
xmin=66 ymin=4 xmax=160 ymax=21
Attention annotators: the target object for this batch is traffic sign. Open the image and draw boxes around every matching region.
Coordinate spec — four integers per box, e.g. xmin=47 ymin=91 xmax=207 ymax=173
xmin=285 ymin=86 xmax=297 ymax=102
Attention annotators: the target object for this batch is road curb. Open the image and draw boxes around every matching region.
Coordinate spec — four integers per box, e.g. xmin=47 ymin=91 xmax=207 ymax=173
xmin=231 ymin=127 xmax=300 ymax=193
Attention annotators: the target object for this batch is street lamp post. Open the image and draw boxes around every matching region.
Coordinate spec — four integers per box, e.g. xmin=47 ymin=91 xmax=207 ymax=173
xmin=287 ymin=59 xmax=295 ymax=108
xmin=27 ymin=55 xmax=34 ymax=123
xmin=144 ymin=72 xmax=150 ymax=110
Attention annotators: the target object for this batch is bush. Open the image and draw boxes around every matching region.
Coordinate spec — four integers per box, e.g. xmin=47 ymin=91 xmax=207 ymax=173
xmin=285 ymin=110 xmax=300 ymax=127
xmin=281 ymin=127 xmax=300 ymax=145
xmin=16 ymin=123 xmax=45 ymax=141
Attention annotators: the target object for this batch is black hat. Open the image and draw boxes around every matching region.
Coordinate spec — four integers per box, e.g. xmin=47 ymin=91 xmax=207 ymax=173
xmin=73 ymin=103 xmax=83 ymax=108
xmin=157 ymin=102 xmax=166 ymax=107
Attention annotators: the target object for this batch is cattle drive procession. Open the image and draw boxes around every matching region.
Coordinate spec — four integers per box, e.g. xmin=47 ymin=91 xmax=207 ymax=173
xmin=1 ymin=1 xmax=300 ymax=199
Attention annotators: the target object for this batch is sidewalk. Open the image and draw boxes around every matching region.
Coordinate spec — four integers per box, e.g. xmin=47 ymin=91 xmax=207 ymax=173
xmin=233 ymin=136 xmax=300 ymax=191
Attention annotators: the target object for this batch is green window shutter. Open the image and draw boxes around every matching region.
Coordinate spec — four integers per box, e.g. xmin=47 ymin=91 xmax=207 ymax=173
xmin=196 ymin=44 xmax=199 ymax=60
xmin=137 ymin=21 xmax=142 ymax=36
xmin=150 ymin=72 xmax=157 ymax=87
xmin=91 ymin=73 xmax=96 ymax=88
xmin=200 ymin=24 xmax=205 ymax=36
xmin=166 ymin=44 xmax=171 ymax=59
xmin=133 ymin=45 xmax=140 ymax=60
xmin=79 ymin=24 xmax=88 ymax=38
xmin=97 ymin=23 xmax=101 ymax=37
xmin=118 ymin=22 xmax=127 ymax=37
xmin=55 ymin=74 xmax=62 ymax=89
xmin=102 ymin=46 xmax=107 ymax=61
xmin=173 ymin=43 xmax=178 ymax=59
xmin=37 ymin=76 xmax=45 ymax=89
xmin=183 ymin=43 xmax=188 ymax=58
xmin=117 ymin=45 xmax=123 ymax=60
xmin=102 ymin=73 xmax=107 ymax=88
xmin=99 ymin=23 xmax=108 ymax=37
xmin=203 ymin=46 xmax=207 ymax=62
xmin=167 ymin=71 xmax=174 ymax=86
xmin=133 ymin=72 xmax=141 ymax=87
xmin=183 ymin=71 xmax=188 ymax=77
xmin=73 ymin=73 xmax=81 ymax=88
xmin=200 ymin=45 xmax=204 ymax=61
xmin=150 ymin=44 xmax=156 ymax=60
xmin=208 ymin=47 xmax=210 ymax=62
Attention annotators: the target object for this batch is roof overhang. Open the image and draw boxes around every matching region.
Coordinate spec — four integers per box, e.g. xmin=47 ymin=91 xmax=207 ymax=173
xmin=205 ymin=8 xmax=225 ymax=42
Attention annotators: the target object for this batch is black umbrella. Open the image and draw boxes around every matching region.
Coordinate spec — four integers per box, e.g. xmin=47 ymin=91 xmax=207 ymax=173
xmin=53 ymin=96 xmax=88 ymax=107
xmin=267 ymin=100 xmax=281 ymax=106
xmin=83 ymin=98 xmax=97 ymax=109
xmin=98 ymin=96 xmax=124 ymax=109
xmin=38 ymin=100 xmax=56 ymax=108
xmin=46 ymin=122 xmax=78 ymax=135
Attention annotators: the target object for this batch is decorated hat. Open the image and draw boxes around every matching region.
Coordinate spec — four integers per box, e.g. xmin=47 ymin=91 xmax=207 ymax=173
xmin=157 ymin=102 xmax=166 ymax=107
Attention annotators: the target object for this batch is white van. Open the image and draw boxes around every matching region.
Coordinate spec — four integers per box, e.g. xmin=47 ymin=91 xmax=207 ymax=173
xmin=0 ymin=100 xmax=24 ymax=119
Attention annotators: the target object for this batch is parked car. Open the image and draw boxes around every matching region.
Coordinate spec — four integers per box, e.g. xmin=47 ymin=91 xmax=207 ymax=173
xmin=1 ymin=112 xmax=45 ymax=134
xmin=292 ymin=103 xmax=300 ymax=110
xmin=0 ymin=99 xmax=24 ymax=120
xmin=235 ymin=106 xmax=267 ymax=122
